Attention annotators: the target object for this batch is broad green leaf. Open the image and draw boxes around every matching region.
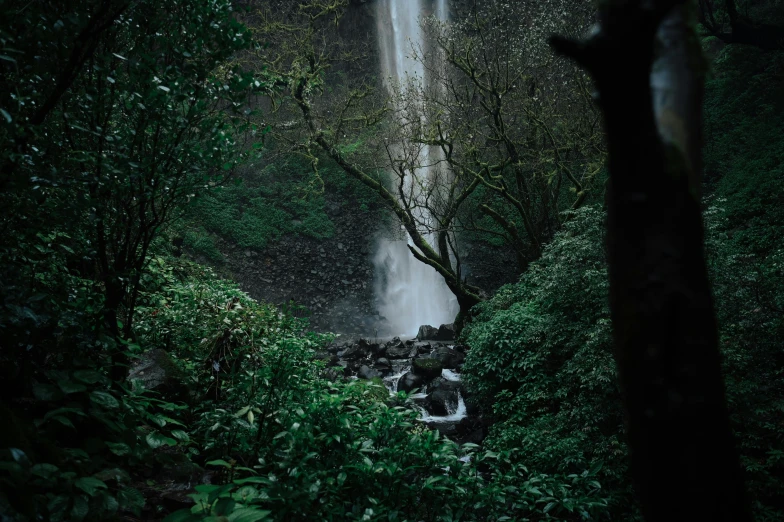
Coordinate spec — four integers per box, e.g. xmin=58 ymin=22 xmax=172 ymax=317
xmin=90 ymin=391 xmax=120 ymax=409
xmin=75 ymin=476 xmax=108 ymax=496
xmin=73 ymin=369 xmax=102 ymax=384
xmin=206 ymin=459 xmax=232 ymax=468
xmin=163 ymin=510 xmax=200 ymax=522
xmin=118 ymin=487 xmax=145 ymax=515
xmin=227 ymin=508 xmax=271 ymax=522
xmin=107 ymin=442 xmax=131 ymax=456
xmin=146 ymin=432 xmax=177 ymax=449
xmin=71 ymin=494 xmax=90 ymax=521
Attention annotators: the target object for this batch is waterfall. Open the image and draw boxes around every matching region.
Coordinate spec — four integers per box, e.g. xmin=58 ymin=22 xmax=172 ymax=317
xmin=374 ymin=0 xmax=458 ymax=337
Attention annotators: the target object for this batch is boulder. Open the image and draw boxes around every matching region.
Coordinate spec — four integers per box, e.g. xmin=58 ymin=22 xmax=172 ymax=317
xmin=340 ymin=343 xmax=369 ymax=360
xmin=322 ymin=368 xmax=343 ymax=382
xmin=128 ymin=349 xmax=186 ymax=397
xmin=416 ymin=324 xmax=439 ymax=340
xmin=314 ymin=351 xmax=339 ymax=367
xmin=412 ymin=357 xmax=443 ymax=382
xmin=414 ymin=341 xmax=432 ymax=354
xmin=454 ymin=416 xmax=487 ymax=445
xmin=430 ymin=423 xmax=459 ymax=438
xmin=430 ymin=346 xmax=465 ymax=370
xmin=370 ymin=343 xmax=387 ymax=358
xmin=375 ymin=357 xmax=391 ymax=369
xmin=436 ymin=323 xmax=456 ymax=341
xmin=386 ymin=343 xmax=416 ymax=359
xmin=397 ymin=371 xmax=426 ymax=394
xmin=425 ymin=378 xmax=463 ymax=416
xmin=358 ymin=365 xmax=383 ymax=380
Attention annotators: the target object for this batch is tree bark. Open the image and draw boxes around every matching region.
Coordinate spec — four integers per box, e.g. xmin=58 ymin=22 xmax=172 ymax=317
xmin=551 ymin=2 xmax=750 ymax=520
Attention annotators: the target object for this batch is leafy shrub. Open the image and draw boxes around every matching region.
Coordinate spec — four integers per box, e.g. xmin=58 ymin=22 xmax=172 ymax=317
xmin=462 ymin=207 xmax=628 ymax=503
xmin=130 ymin=258 xmax=609 ymax=521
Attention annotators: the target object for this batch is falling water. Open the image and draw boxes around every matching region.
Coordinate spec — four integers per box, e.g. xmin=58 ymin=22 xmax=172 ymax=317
xmin=374 ymin=0 xmax=458 ymax=337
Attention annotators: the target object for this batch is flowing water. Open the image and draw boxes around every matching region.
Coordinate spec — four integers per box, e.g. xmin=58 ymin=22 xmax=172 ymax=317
xmin=373 ymin=0 xmax=458 ymax=337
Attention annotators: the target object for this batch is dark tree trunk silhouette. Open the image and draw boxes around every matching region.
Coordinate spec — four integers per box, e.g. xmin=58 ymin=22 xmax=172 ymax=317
xmin=551 ymin=2 xmax=750 ymax=520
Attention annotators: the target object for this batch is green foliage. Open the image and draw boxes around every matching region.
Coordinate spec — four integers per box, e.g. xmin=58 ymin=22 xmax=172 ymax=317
xmin=704 ymin=47 xmax=784 ymax=254
xmin=129 ymin=257 xmax=608 ymax=521
xmin=462 ymin=207 xmax=627 ymax=502
xmin=183 ymin=227 xmax=225 ymax=264
xmin=700 ymin=46 xmax=784 ymax=518
xmin=0 ymin=360 xmax=188 ymax=521
xmin=181 ymin=151 xmax=384 ymax=256
xmin=0 ymin=0 xmax=261 ymax=519
xmin=464 ymin=202 xmax=784 ymax=519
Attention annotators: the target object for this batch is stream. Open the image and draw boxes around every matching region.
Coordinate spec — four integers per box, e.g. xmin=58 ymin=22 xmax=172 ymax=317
xmin=324 ymin=325 xmax=487 ymax=444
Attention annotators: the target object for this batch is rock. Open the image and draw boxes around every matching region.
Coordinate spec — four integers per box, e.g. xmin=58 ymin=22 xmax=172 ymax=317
xmin=416 ymin=324 xmax=440 ymax=340
xmin=358 ymin=365 xmax=383 ymax=380
xmin=375 ymin=357 xmax=391 ymax=369
xmin=314 ymin=351 xmax=339 ymax=367
xmin=412 ymin=357 xmax=443 ymax=381
xmin=128 ymin=349 xmax=186 ymax=397
xmin=340 ymin=343 xmax=369 ymax=360
xmin=398 ymin=371 xmax=426 ymax=394
xmin=414 ymin=342 xmax=431 ymax=354
xmin=455 ymin=416 xmax=487 ymax=445
xmin=436 ymin=323 xmax=456 ymax=341
xmin=430 ymin=346 xmax=465 ymax=370
xmin=386 ymin=343 xmax=416 ymax=359
xmin=425 ymin=378 xmax=463 ymax=416
xmin=369 ymin=343 xmax=386 ymax=358
xmin=322 ymin=368 xmax=343 ymax=381
xmin=431 ymin=423 xmax=458 ymax=438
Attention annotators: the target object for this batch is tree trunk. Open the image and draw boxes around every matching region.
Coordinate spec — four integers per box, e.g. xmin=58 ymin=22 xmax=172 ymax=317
xmin=551 ymin=2 xmax=750 ymax=520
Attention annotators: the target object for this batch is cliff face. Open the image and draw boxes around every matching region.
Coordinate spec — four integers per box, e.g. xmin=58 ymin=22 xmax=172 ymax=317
xmin=218 ymin=192 xmax=382 ymax=334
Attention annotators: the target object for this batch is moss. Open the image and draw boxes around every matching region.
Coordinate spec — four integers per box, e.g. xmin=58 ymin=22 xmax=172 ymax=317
xmin=183 ymin=227 xmax=223 ymax=263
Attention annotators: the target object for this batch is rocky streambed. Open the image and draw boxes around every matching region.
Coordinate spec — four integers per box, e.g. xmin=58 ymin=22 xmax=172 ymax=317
xmin=316 ymin=323 xmax=489 ymax=445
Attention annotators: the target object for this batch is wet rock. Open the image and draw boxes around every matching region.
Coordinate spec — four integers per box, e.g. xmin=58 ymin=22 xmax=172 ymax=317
xmin=430 ymin=346 xmax=465 ymax=370
xmin=416 ymin=324 xmax=440 ymax=340
xmin=370 ymin=343 xmax=387 ymax=358
xmin=455 ymin=416 xmax=488 ymax=445
xmin=358 ymin=365 xmax=383 ymax=380
xmin=128 ymin=349 xmax=187 ymax=398
xmin=414 ymin=341 xmax=432 ymax=354
xmin=314 ymin=351 xmax=339 ymax=367
xmin=386 ymin=343 xmax=416 ymax=359
xmin=398 ymin=371 xmax=426 ymax=394
xmin=375 ymin=357 xmax=391 ymax=369
xmin=430 ymin=423 xmax=458 ymax=438
xmin=436 ymin=323 xmax=456 ymax=341
xmin=322 ymin=368 xmax=343 ymax=381
xmin=412 ymin=357 xmax=443 ymax=381
xmin=341 ymin=343 xmax=369 ymax=360
xmin=425 ymin=379 xmax=463 ymax=416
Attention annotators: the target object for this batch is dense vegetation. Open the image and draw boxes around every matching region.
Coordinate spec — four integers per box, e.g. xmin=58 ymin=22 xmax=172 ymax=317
xmin=1 ymin=0 xmax=782 ymax=521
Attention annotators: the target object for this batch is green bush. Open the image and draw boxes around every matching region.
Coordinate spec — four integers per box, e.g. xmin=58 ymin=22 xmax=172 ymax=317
xmin=130 ymin=258 xmax=609 ymax=521
xmin=461 ymin=207 xmax=628 ymax=504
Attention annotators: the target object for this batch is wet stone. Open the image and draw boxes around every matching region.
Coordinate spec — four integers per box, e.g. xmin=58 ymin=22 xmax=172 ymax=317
xmin=412 ymin=357 xmax=443 ymax=381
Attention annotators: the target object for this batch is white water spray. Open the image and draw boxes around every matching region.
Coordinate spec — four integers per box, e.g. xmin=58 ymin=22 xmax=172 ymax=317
xmin=374 ymin=0 xmax=458 ymax=337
